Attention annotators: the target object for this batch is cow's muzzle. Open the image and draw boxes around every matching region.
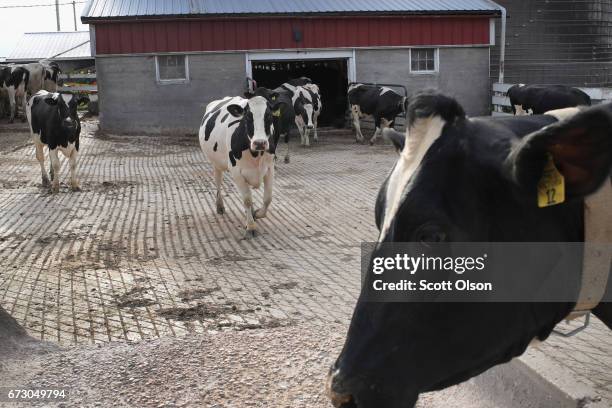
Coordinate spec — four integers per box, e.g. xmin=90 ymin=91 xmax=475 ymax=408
xmin=251 ymin=140 xmax=269 ymax=152
xmin=307 ymin=125 xmax=314 ymax=130
xmin=327 ymin=369 xmax=357 ymax=408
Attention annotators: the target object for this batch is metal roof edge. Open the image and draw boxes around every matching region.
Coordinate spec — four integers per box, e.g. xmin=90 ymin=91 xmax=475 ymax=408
xmin=82 ymin=9 xmax=501 ymax=23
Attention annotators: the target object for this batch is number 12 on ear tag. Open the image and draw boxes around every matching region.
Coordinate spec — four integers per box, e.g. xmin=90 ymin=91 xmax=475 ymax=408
xmin=537 ymin=154 xmax=565 ymax=207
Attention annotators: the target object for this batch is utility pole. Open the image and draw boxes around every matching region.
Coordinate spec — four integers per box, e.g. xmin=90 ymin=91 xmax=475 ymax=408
xmin=55 ymin=0 xmax=61 ymax=31
xmin=73 ymin=1 xmax=77 ymax=31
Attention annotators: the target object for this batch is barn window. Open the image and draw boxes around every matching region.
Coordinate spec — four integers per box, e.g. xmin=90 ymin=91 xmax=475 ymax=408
xmin=410 ymin=48 xmax=438 ymax=73
xmin=155 ymin=55 xmax=189 ymax=83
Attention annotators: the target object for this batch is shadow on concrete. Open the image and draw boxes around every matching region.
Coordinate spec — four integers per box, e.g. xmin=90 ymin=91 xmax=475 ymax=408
xmin=0 ymin=306 xmax=57 ymax=357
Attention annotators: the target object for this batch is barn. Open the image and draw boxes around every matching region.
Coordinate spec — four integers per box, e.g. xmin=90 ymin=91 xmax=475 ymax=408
xmin=81 ymin=0 xmax=502 ymax=134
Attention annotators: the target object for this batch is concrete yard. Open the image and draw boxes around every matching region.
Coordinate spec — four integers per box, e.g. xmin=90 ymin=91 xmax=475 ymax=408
xmin=0 ymin=119 xmax=610 ymax=407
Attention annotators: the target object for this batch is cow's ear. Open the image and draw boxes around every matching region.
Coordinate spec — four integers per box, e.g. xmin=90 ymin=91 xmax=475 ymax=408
xmin=77 ymin=95 xmax=90 ymax=106
xmin=227 ymin=104 xmax=244 ymax=118
xmin=383 ymin=128 xmax=405 ymax=153
xmin=269 ymin=91 xmax=280 ymax=102
xmin=243 ymin=92 xmax=254 ymax=99
xmin=506 ymin=103 xmax=612 ymax=201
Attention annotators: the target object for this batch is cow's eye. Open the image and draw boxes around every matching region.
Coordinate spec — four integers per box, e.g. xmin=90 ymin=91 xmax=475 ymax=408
xmin=414 ymin=223 xmax=447 ymax=244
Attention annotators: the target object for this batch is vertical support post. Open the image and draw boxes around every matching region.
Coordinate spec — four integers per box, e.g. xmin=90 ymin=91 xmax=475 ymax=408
xmin=55 ymin=0 xmax=61 ymax=31
xmin=73 ymin=1 xmax=77 ymax=31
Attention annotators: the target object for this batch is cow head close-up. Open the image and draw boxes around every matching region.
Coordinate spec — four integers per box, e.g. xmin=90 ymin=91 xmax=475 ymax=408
xmin=227 ymin=96 xmax=277 ymax=152
xmin=327 ymin=91 xmax=612 ymax=408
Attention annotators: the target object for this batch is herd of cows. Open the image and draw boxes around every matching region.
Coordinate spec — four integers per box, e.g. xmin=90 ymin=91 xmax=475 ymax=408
xmin=1 ymin=63 xmax=610 ymax=408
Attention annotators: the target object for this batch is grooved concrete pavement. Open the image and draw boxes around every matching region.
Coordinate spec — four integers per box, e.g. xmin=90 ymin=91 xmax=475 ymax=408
xmin=0 ymin=119 xmax=609 ymax=404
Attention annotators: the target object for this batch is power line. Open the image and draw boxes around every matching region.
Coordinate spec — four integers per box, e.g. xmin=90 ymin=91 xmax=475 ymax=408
xmin=0 ymin=1 xmax=85 ymax=9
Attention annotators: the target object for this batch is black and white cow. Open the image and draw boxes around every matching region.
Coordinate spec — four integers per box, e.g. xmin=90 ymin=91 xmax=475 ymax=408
xmin=348 ymin=84 xmax=406 ymax=145
xmin=302 ymin=83 xmax=322 ymax=142
xmin=26 ymin=91 xmax=88 ymax=193
xmin=327 ymin=91 xmax=612 ymax=408
xmin=281 ymin=77 xmax=313 ymax=89
xmin=0 ymin=65 xmax=29 ymax=123
xmin=507 ymin=84 xmax=591 ymax=115
xmin=199 ymin=95 xmax=279 ymax=238
xmin=249 ymin=87 xmax=295 ymax=163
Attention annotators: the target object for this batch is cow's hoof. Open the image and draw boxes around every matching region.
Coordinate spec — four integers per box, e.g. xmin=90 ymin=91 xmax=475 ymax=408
xmin=217 ymin=206 xmax=225 ymax=215
xmin=71 ymin=186 xmax=81 ymax=192
xmin=369 ymin=140 xmax=375 ymax=146
xmin=284 ymin=156 xmax=290 ymax=164
xmin=253 ymin=209 xmax=267 ymax=220
xmin=41 ymin=178 xmax=50 ymax=187
xmin=244 ymin=229 xmax=258 ymax=239
xmin=51 ymin=186 xmax=60 ymax=194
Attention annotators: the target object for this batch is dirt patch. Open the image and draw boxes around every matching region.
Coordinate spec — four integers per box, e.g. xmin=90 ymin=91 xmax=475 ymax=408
xmin=178 ymin=287 xmax=221 ymax=302
xmin=0 ymin=180 xmax=32 ymax=189
xmin=206 ymin=252 xmax=259 ymax=265
xmin=270 ymin=281 xmax=299 ymax=292
xmin=82 ymin=180 xmax=139 ymax=193
xmin=115 ymin=286 xmax=155 ymax=308
xmin=156 ymin=302 xmax=237 ymax=321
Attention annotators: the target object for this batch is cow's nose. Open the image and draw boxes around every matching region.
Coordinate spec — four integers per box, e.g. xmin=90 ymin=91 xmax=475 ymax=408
xmin=307 ymin=125 xmax=314 ymax=129
xmin=327 ymin=368 xmax=357 ymax=408
xmin=251 ymin=140 xmax=268 ymax=151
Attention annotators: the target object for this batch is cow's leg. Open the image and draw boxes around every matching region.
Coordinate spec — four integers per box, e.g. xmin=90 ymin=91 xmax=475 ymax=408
xmin=213 ymin=167 xmax=225 ymax=214
xmin=304 ymin=126 xmax=310 ymax=147
xmin=351 ymin=106 xmax=364 ymax=143
xmin=235 ymin=177 xmax=257 ymax=238
xmin=313 ymin=114 xmax=319 ymax=142
xmin=254 ymin=165 xmax=274 ymax=220
xmin=68 ymin=149 xmax=80 ymax=191
xmin=7 ymin=88 xmax=16 ymax=124
xmin=283 ymin=133 xmax=291 ymax=163
xmin=49 ymin=148 xmax=61 ymax=193
xmin=34 ymin=142 xmax=50 ymax=187
xmin=369 ymin=117 xmax=382 ymax=145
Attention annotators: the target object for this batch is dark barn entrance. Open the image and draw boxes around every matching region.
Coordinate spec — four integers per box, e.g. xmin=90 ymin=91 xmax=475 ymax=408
xmin=251 ymin=59 xmax=348 ymax=128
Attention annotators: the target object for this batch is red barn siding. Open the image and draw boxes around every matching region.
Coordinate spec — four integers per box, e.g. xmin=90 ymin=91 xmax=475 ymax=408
xmin=94 ymin=16 xmax=491 ymax=55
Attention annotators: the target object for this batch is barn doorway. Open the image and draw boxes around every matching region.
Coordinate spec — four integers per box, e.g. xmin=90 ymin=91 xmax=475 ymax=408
xmin=247 ymin=51 xmax=354 ymax=128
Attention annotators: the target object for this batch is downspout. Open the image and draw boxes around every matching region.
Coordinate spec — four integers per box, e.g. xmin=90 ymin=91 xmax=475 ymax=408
xmin=498 ymin=5 xmax=507 ymax=84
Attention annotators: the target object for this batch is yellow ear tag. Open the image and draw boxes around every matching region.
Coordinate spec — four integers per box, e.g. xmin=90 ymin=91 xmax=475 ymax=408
xmin=272 ymin=109 xmax=281 ymax=117
xmin=537 ymin=154 xmax=565 ymax=207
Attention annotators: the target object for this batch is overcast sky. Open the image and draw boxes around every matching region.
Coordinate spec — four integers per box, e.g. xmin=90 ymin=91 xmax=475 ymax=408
xmin=0 ymin=0 xmax=89 ymax=58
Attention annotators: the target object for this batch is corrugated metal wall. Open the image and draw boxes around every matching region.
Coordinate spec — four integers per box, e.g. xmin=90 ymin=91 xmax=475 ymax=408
xmin=491 ymin=0 xmax=612 ymax=87
xmin=93 ymin=16 xmax=491 ymax=55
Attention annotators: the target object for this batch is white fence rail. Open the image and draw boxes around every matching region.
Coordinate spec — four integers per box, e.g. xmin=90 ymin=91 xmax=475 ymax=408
xmin=492 ymin=82 xmax=612 ymax=117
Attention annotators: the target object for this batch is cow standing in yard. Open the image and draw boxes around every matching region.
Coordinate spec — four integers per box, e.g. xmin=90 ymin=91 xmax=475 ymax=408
xmin=199 ymin=95 xmax=279 ymax=238
xmin=23 ymin=62 xmax=61 ymax=94
xmin=302 ymin=83 xmax=322 ymax=142
xmin=327 ymin=91 xmax=612 ymax=408
xmin=348 ymin=83 xmax=406 ymax=145
xmin=507 ymin=84 xmax=591 ymax=115
xmin=0 ymin=65 xmax=29 ymax=123
xmin=26 ymin=91 xmax=88 ymax=193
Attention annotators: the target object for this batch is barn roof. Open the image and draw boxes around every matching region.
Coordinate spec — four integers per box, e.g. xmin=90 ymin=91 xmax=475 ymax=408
xmin=6 ymin=31 xmax=92 ymax=62
xmin=82 ymin=0 xmax=502 ymax=21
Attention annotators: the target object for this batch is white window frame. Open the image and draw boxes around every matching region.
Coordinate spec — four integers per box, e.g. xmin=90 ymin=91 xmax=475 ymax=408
xmin=155 ymin=54 xmax=190 ymax=84
xmin=409 ymin=48 xmax=439 ymax=74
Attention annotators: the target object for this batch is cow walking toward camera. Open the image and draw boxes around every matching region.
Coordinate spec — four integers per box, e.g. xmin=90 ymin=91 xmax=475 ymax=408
xmin=26 ymin=91 xmax=88 ymax=193
xmin=199 ymin=95 xmax=278 ymax=238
